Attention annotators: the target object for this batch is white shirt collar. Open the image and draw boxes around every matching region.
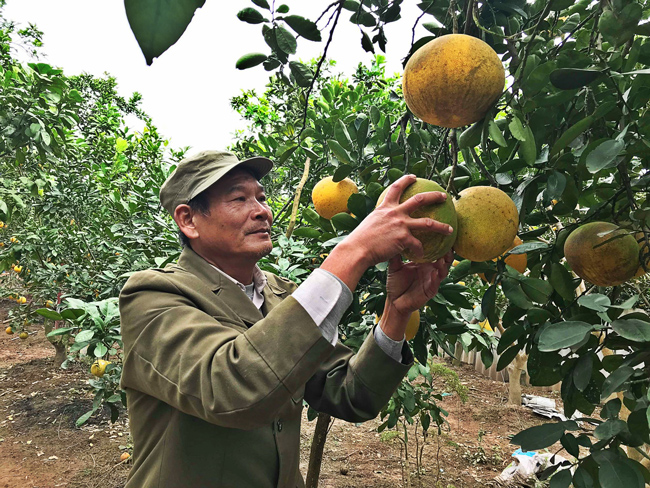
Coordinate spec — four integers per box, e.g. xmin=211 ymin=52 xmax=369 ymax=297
xmin=209 ymin=264 xmax=267 ymax=309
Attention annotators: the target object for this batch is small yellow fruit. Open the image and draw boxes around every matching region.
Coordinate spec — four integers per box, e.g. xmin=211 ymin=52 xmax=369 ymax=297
xmin=551 ymin=199 xmax=558 ymax=205
xmin=5 ymin=327 xmax=13 ymax=335
xmin=46 ymin=300 xmax=55 ymax=308
xmin=13 ymin=265 xmax=23 ymax=273
xmin=18 ymin=296 xmax=26 ymax=304
xmin=0 ymin=221 xmax=4 ymax=228
xmin=70 ymin=219 xmax=75 ymax=225
xmin=90 ymin=359 xmax=112 ymax=378
xmin=479 ymin=319 xmax=493 ymax=332
xmin=120 ymin=452 xmax=131 ymax=462
xmin=0 ymin=243 xmax=4 ymax=247
xmin=479 ymin=236 xmax=527 ymax=282
xmin=311 ymin=176 xmax=359 ymax=220
xmin=19 ymin=331 xmax=28 ymax=340
xmin=9 ymin=237 xmax=17 ymax=243
xmin=452 ymin=259 xmax=460 ymax=267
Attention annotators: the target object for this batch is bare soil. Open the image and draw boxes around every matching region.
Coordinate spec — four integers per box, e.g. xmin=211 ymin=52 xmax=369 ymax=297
xmin=0 ymin=299 xmax=561 ymax=488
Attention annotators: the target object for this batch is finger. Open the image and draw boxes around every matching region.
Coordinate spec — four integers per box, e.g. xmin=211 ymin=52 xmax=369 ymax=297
xmin=426 ymin=268 xmax=440 ymax=297
xmin=399 ymin=191 xmax=448 ymax=215
xmin=407 ymin=217 xmax=454 ymax=236
xmin=378 ymin=174 xmax=417 ymax=206
xmin=388 ymin=254 xmax=404 ymax=273
xmin=405 ymin=236 xmax=424 ymax=260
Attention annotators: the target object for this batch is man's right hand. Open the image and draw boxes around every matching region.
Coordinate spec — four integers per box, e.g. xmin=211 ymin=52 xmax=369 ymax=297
xmin=320 ymin=174 xmax=454 ymax=292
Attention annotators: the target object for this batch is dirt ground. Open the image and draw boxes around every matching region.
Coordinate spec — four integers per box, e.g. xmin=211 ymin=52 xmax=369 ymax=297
xmin=0 ymin=299 xmax=561 ymax=488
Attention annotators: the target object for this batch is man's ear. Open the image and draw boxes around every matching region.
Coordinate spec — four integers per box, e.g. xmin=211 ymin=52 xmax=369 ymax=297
xmin=174 ymin=204 xmax=199 ymax=239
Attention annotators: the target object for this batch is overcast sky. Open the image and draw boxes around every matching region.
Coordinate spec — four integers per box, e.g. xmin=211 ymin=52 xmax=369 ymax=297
xmin=4 ymin=1 xmax=426 ymax=152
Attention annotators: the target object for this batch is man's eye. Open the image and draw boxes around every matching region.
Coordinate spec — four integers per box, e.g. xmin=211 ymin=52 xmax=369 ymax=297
xmin=259 ymin=195 xmax=267 ymax=202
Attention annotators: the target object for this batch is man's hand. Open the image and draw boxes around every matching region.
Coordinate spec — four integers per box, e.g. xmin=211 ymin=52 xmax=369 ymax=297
xmin=321 ymin=174 xmax=454 ymax=292
xmin=380 ymin=251 xmax=454 ymax=341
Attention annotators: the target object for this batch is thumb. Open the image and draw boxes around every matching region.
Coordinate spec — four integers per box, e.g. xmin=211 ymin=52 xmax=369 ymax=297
xmin=388 ymin=254 xmax=404 ymax=273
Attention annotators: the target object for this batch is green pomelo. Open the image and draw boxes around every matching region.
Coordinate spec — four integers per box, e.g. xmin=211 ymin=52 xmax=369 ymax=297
xmin=377 ymin=178 xmax=458 ymax=262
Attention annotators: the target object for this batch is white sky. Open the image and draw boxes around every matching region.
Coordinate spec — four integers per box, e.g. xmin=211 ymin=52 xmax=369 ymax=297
xmin=4 ymin=1 xmax=426 ymax=152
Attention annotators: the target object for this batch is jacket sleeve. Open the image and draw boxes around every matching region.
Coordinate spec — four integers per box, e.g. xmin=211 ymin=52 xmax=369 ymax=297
xmin=119 ymin=270 xmax=335 ymax=430
xmin=303 ymin=326 xmax=413 ymax=423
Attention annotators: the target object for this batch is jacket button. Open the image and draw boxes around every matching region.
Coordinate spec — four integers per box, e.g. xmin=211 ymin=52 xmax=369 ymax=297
xmin=277 ymin=419 xmax=283 ymax=432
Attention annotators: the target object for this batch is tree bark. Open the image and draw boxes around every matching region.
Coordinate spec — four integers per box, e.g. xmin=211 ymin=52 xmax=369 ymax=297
xmin=508 ymin=352 xmax=527 ymax=405
xmin=305 ymin=413 xmax=332 ymax=488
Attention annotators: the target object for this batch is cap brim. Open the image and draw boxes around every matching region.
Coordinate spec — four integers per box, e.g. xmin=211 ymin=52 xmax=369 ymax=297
xmin=187 ymin=156 xmax=273 ymax=202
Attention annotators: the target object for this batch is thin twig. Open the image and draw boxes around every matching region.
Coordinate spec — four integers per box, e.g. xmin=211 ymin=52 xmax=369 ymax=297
xmin=285 ymin=158 xmax=311 ymax=238
xmin=296 ymin=1 xmax=344 ymax=142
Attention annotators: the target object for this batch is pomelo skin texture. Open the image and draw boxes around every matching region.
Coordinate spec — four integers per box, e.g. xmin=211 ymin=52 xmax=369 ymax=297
xmin=377 ymin=178 xmax=457 ymax=263
xmin=311 ymin=176 xmax=359 ymax=220
xmin=453 ymin=186 xmax=519 ymax=262
xmin=634 ymin=232 xmax=649 ymax=278
xmin=564 ymin=222 xmax=639 ymax=286
xmin=402 ymin=34 xmax=506 ymax=128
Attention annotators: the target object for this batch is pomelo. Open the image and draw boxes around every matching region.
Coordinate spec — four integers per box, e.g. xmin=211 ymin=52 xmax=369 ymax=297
xmin=402 ymin=34 xmax=505 ymax=128
xmin=453 ymin=186 xmax=519 ymax=262
xmin=311 ymin=176 xmax=359 ymax=220
xmin=377 ymin=178 xmax=457 ymax=263
xmin=479 ymin=236 xmax=527 ymax=282
xmin=564 ymin=222 xmax=639 ymax=286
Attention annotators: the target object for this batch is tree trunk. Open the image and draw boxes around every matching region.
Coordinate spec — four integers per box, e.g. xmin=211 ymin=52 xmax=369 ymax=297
xmin=44 ymin=320 xmax=68 ymax=368
xmin=305 ymin=413 xmax=332 ymax=488
xmin=507 ymin=353 xmax=527 ymax=405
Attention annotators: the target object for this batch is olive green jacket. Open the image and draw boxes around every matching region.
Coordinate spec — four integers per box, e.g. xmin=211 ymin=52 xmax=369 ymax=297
xmin=119 ymin=246 xmax=413 ymax=488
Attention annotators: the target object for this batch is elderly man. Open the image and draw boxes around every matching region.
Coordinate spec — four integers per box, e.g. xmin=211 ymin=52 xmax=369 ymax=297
xmin=119 ymin=150 xmax=453 ymax=487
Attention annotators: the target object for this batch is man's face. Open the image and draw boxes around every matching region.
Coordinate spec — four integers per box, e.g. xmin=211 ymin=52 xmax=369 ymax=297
xmin=191 ymin=168 xmax=273 ymax=264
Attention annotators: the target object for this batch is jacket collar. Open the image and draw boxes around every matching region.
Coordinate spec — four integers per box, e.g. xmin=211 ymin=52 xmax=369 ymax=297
xmin=174 ymin=246 xmax=286 ymax=326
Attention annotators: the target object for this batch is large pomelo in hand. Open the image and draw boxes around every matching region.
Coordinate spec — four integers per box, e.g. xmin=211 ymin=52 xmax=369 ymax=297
xmin=377 ymin=178 xmax=457 ymax=263
xmin=311 ymin=176 xmax=359 ymax=220
xmin=402 ymin=34 xmax=505 ymax=128
xmin=453 ymin=186 xmax=519 ymax=262
xmin=564 ymin=222 xmax=639 ymax=286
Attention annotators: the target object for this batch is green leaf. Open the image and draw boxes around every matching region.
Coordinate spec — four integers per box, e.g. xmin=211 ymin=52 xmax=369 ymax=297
xmin=327 ymin=140 xmax=353 ymax=165
xmin=276 ymin=4 xmax=289 ymax=13
xmin=538 ymin=321 xmax=593 ymax=351
xmin=572 ymin=465 xmax=594 ymax=488
xmin=496 ymin=344 xmax=522 ymax=371
xmin=509 ymin=116 xmax=527 ymax=141
xmin=518 ymin=124 xmax=537 ymax=166
xmin=488 ymin=119 xmax=507 ymax=147
xmin=550 ymin=115 xmax=595 ymax=156
xmin=252 ymin=0 xmax=270 ymax=9
xmin=507 ymin=242 xmax=549 ymax=254
xmin=578 ymin=294 xmax=611 ymax=312
xmin=288 ymin=61 xmax=313 ymax=87
xmin=600 ymin=366 xmax=634 ymax=400
xmin=35 ymin=308 xmax=63 ymax=320
xmin=560 ymin=433 xmax=580 ymax=458
xmin=549 ymin=263 xmax=577 ymax=300
xmin=75 ymin=409 xmax=94 ymax=427
xmin=521 ymin=278 xmax=553 ymax=303
xmin=594 ymin=419 xmax=627 ymax=440
xmin=598 ymin=3 xmax=642 ymax=47
xmin=586 ymin=139 xmax=625 ymax=173
xmin=75 ymin=329 xmax=95 ymax=343
xmin=458 ymin=120 xmax=483 ymax=149
xmin=302 ymin=208 xmax=321 ymax=226
xmin=550 ymin=468 xmax=572 ymax=488
xmin=94 ymin=342 xmax=108 ymax=358
xmin=332 ymin=164 xmax=353 ymax=182
xmin=573 ymin=354 xmax=593 ymax=392
xmin=501 ymin=278 xmax=533 ymax=310
xmin=292 ymin=227 xmax=321 ymax=238
xmin=282 ymin=15 xmax=321 ymax=41
xmin=593 ymin=449 xmax=643 ymax=488
xmin=124 ymin=0 xmax=206 ymax=65
xmin=347 ymin=193 xmax=368 ymax=219
xmin=361 ymin=31 xmax=374 ymax=53
xmin=331 ymin=212 xmax=358 ymax=231
xmin=237 ymin=7 xmax=267 ymax=24
xmin=46 ymin=327 xmax=74 ymax=337
xmin=275 ymin=25 xmax=297 ymax=54
xmin=550 ymin=69 xmax=602 ymax=90
xmin=547 ymin=171 xmax=566 ymax=201
xmin=510 ymin=422 xmax=566 ymax=451
xmin=235 ymin=53 xmax=268 ymax=70
xmin=611 ymin=318 xmax=650 ymax=342
xmin=497 ymin=323 xmax=526 ymax=354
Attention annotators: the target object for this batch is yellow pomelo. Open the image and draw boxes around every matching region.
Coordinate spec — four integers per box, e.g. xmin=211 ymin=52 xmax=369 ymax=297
xmin=479 ymin=236 xmax=527 ymax=282
xmin=376 ymin=309 xmax=421 ymax=341
xmin=402 ymin=34 xmax=505 ymax=128
xmin=376 ymin=178 xmax=457 ymax=263
xmin=311 ymin=176 xmax=359 ymax=220
xmin=453 ymin=186 xmax=519 ymax=262
xmin=564 ymin=222 xmax=639 ymax=287
xmin=479 ymin=319 xmax=493 ymax=332
xmin=90 ymin=359 xmax=112 ymax=378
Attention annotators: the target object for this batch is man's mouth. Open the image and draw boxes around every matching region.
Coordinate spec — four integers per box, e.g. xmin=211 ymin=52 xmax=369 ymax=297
xmin=249 ymin=228 xmax=270 ymax=235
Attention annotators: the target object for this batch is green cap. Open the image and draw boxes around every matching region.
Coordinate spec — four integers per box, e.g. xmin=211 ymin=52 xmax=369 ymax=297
xmin=159 ymin=150 xmax=273 ymax=216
